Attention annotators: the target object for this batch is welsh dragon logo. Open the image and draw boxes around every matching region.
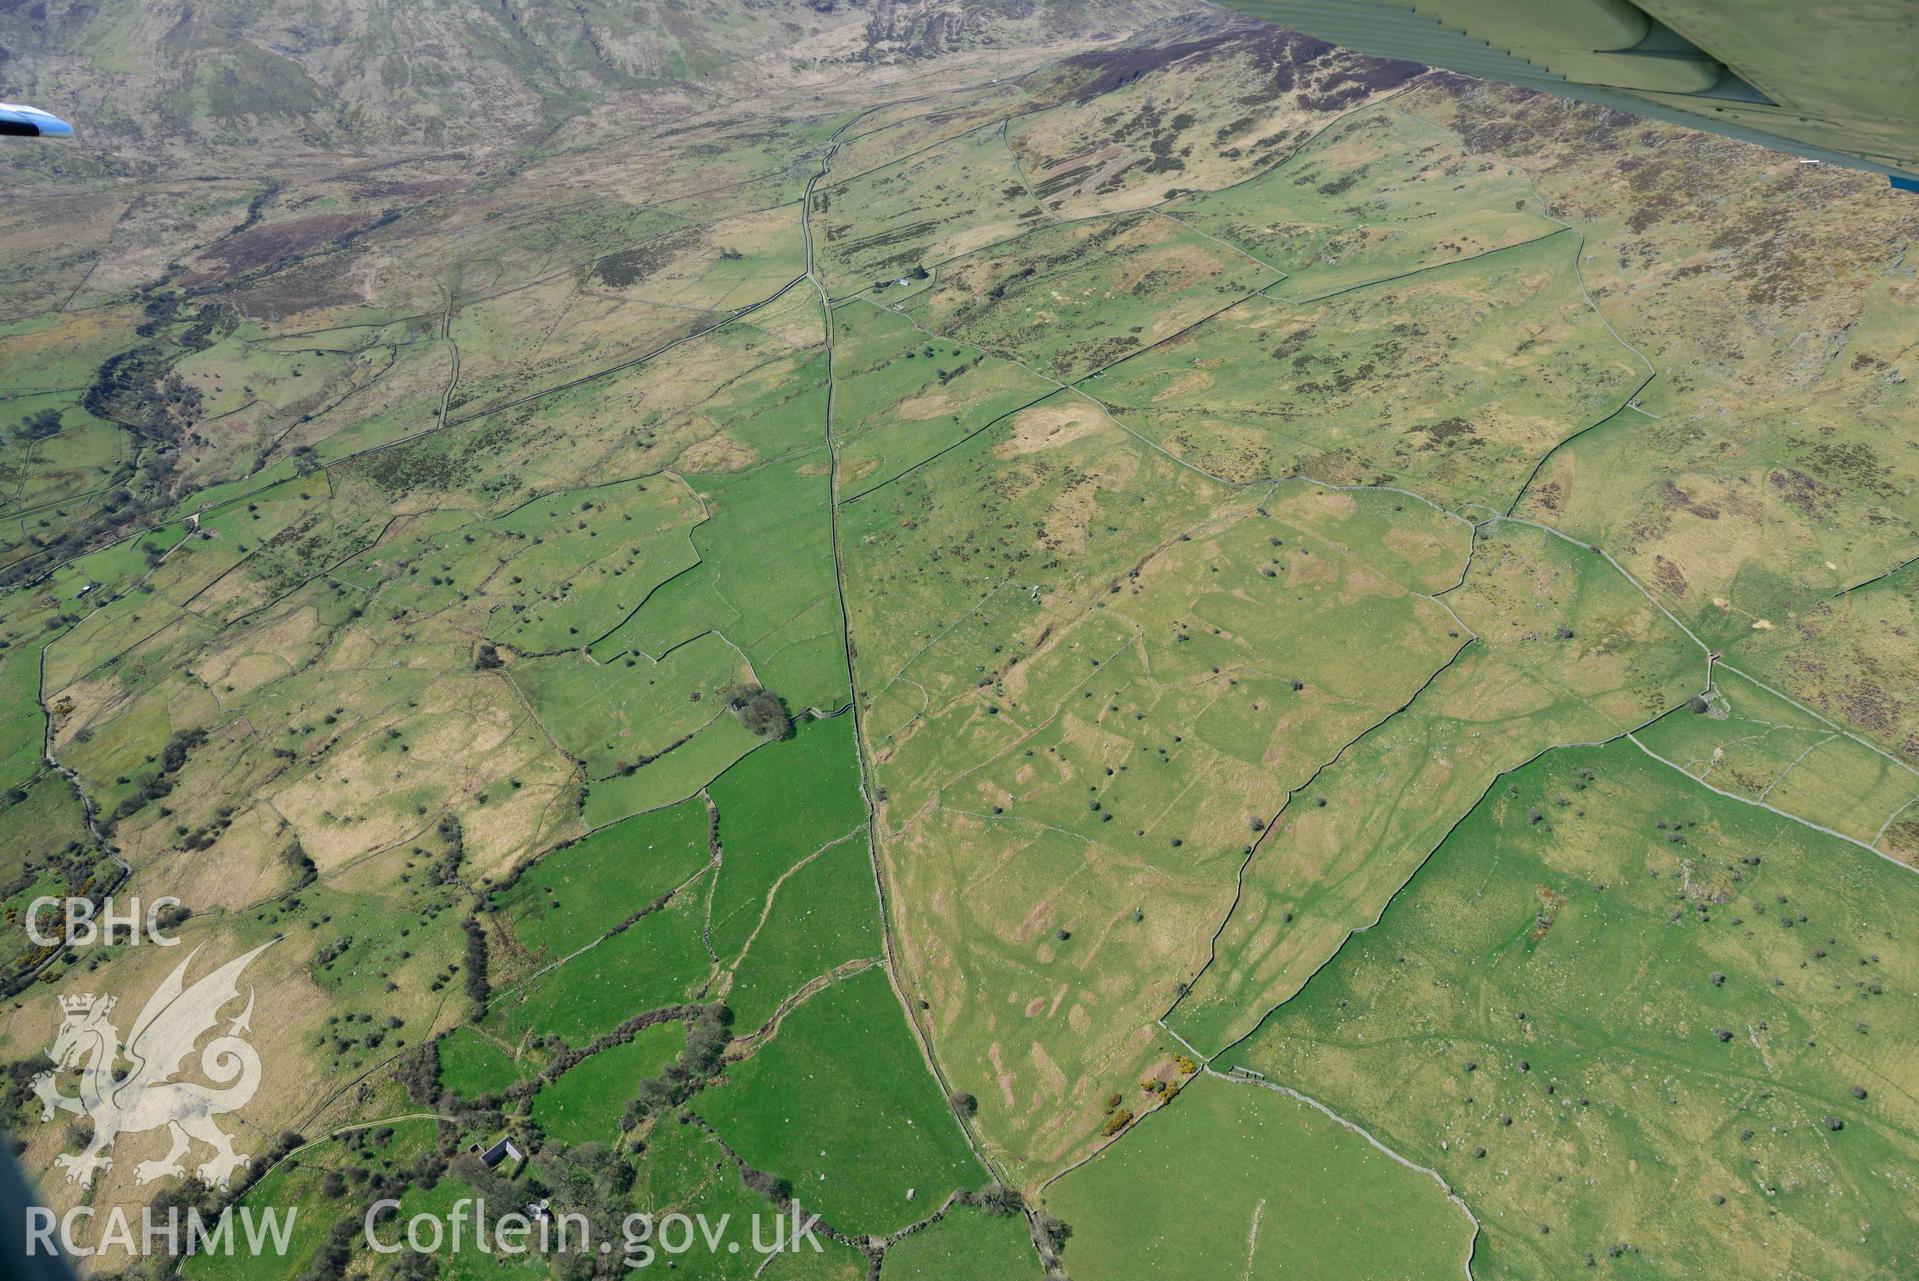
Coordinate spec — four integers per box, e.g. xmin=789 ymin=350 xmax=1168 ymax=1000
xmin=34 ymin=941 xmax=272 ymax=1188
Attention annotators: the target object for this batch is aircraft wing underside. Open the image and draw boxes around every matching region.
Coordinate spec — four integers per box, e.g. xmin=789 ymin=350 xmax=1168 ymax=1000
xmin=1217 ymin=0 xmax=1919 ymax=188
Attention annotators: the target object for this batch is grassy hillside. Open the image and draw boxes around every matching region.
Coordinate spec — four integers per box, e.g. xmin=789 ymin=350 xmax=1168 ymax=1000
xmin=0 ymin=6 xmax=1912 ymax=1278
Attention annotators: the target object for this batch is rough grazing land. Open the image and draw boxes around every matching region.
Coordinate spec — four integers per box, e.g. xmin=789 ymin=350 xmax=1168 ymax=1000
xmin=1 ymin=4 xmax=1913 ymax=1278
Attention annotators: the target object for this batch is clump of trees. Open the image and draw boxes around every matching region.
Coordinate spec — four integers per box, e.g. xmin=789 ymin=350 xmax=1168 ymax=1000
xmin=724 ymin=684 xmax=792 ymax=739
xmin=740 ymin=1165 xmax=793 ymax=1201
xmin=281 ymin=839 xmax=318 ymax=892
xmin=969 ymin=1181 xmax=1023 ymax=1216
xmin=461 ymin=913 xmax=489 ymax=1014
xmin=682 ymin=1003 xmax=731 ymax=1075
xmin=108 ymin=726 xmax=211 ymax=824
xmin=428 ymin=814 xmax=465 ymax=887
xmin=622 ymin=1003 xmax=733 ymax=1127
xmin=13 ymin=408 xmax=62 ymax=441
xmin=3 ymin=1055 xmax=56 ymax=1126
xmin=397 ymin=1043 xmax=441 ymax=1106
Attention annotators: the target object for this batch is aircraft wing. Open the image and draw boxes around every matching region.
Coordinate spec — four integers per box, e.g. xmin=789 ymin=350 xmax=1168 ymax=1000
xmin=1215 ymin=1 xmax=1919 ymax=189
xmin=0 ymin=103 xmax=74 ymax=139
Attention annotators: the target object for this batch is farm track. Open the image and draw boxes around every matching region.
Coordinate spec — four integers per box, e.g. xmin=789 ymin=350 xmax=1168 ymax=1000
xmin=722 ymin=956 xmax=882 ymax=1063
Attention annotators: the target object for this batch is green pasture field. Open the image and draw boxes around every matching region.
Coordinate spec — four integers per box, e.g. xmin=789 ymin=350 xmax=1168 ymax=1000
xmin=579 ymin=717 xmax=764 ymax=830
xmin=810 ymin=126 xmax=1046 ymax=295
xmin=513 ymin=633 xmax=748 ymax=782
xmin=1170 ymin=520 xmax=1702 ymax=1055
xmin=0 ymin=628 xmax=58 ymax=791
xmin=1047 ymin=1073 xmax=1473 ymax=1281
xmin=706 ymin=716 xmax=867 ymax=959
xmin=478 ymin=475 xmax=706 ymax=653
xmin=491 ymin=795 xmax=712 ymax=962
xmin=43 ymin=477 xmax=335 ymax=688
xmin=0 ymin=776 xmax=110 ymax=976
xmin=496 ymin=883 xmax=711 ymax=1047
xmin=839 ymin=395 xmax=1221 ymax=723
xmin=829 ymin=300 xmax=1056 ymax=496
xmin=183 ymin=1118 xmax=444 ymax=1281
xmin=437 ymin=1026 xmax=533 ymax=1100
xmin=1636 ymin=665 xmax=1919 ymax=851
xmin=0 ymin=394 xmax=124 ymax=533
xmin=166 ymin=457 xmax=304 ymax=516
xmin=902 ymin=210 xmax=1279 ymax=382
xmin=722 ymin=833 xmax=880 ymax=1034
xmin=1171 ymin=104 xmax=1556 ymax=299
xmin=395 ymin=1177 xmax=548 ymax=1280
xmin=695 ymin=967 xmax=983 ymax=1236
xmin=175 ymin=327 xmax=361 ymax=418
xmin=763 ymin=1237 xmax=869 ymax=1280
xmin=628 ymin=1119 xmax=781 ymax=1281
xmin=848 ymin=454 xmax=1487 ymax=1169
xmin=531 ymin=1020 xmax=685 ymax=1148
xmin=1444 ymin=74 xmax=1919 ymax=708
xmin=1082 ymin=231 xmax=1643 ymax=505
xmin=1238 ymin=740 xmax=1919 ymax=1279
xmin=588 ymin=377 xmax=849 ymax=715
xmin=0 ymin=306 xmax=145 ymax=397
xmin=879 ymin=1204 xmax=1044 ymax=1280
xmin=1721 ymin=562 xmax=1919 ymax=794
xmin=181 ymin=1159 xmax=333 ymax=1281
xmin=236 ymin=474 xmax=682 ymax=662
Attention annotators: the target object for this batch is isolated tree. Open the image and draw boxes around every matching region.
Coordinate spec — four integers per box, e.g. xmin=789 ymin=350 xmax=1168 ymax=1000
xmin=1035 ymin=1212 xmax=1072 ymax=1254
